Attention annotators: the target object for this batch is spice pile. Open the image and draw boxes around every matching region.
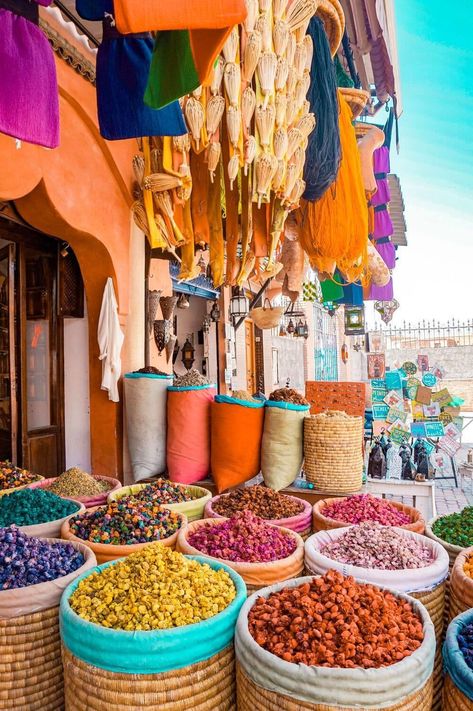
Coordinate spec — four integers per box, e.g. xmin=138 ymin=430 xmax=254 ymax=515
xmin=269 ymin=388 xmax=309 ymax=405
xmin=68 ymin=500 xmax=182 ymax=545
xmin=188 ymin=511 xmax=297 ymax=563
xmin=248 ymin=570 xmax=424 ymax=668
xmin=213 ymin=485 xmax=304 ymax=520
xmin=322 ymin=494 xmax=411 ymax=526
xmin=123 ymin=479 xmax=197 ymax=506
xmin=133 ymin=367 xmax=169 ymax=376
xmin=458 ymin=622 xmax=473 ymax=670
xmin=0 ymin=527 xmax=84 ymax=590
xmin=464 ymin=554 xmax=473 ymax=578
xmin=69 ymin=545 xmax=236 ymax=630
xmin=0 ymin=489 xmax=80 ymax=527
xmin=232 ymin=390 xmax=259 ymax=403
xmin=46 ymin=468 xmax=110 ymax=498
xmin=432 ymin=508 xmax=473 ymax=548
xmin=320 ymin=523 xmax=434 ymax=570
xmin=173 ymin=369 xmax=210 ymax=387
xmin=0 ymin=461 xmax=41 ymax=491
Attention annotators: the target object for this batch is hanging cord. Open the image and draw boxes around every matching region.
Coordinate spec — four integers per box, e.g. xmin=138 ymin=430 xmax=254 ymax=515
xmin=303 ymin=17 xmax=341 ymax=203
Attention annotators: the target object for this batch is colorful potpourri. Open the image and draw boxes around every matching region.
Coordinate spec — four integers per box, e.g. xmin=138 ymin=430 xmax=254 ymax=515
xmin=458 ymin=622 xmax=473 ymax=671
xmin=68 ymin=500 xmax=182 ymax=545
xmin=212 ymin=485 xmax=304 ymax=520
xmin=0 ymin=526 xmax=84 ymax=590
xmin=432 ymin=508 xmax=473 ymax=548
xmin=68 ymin=545 xmax=236 ymax=630
xmin=320 ymin=523 xmax=434 ymax=570
xmin=123 ymin=479 xmax=197 ymax=506
xmin=0 ymin=461 xmax=42 ymax=490
xmin=188 ymin=511 xmax=297 ymax=563
xmin=248 ymin=570 xmax=424 ymax=668
xmin=0 ymin=488 xmax=80 ymax=527
xmin=322 ymin=494 xmax=411 ymax=526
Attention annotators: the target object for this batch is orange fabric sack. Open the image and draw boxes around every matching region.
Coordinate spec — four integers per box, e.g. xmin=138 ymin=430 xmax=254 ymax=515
xmin=210 ymin=397 xmax=265 ymax=493
xmin=167 ymin=385 xmax=216 ymax=484
xmin=114 ymin=0 xmax=246 ymax=32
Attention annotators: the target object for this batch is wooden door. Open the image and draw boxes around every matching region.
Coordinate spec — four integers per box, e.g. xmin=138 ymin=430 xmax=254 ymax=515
xmin=0 ymin=244 xmax=18 ymax=462
xmin=245 ymin=320 xmax=256 ymax=394
xmin=19 ymin=243 xmax=65 ymax=476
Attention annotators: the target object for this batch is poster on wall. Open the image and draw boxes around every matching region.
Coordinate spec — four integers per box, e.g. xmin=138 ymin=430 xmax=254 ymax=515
xmin=417 ymin=355 xmax=429 ymax=372
xmin=367 ymin=353 xmax=386 ymax=380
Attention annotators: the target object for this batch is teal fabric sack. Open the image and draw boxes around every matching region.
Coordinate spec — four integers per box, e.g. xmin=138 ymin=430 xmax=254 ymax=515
xmin=265 ymin=401 xmax=310 ymax=412
xmin=443 ymin=610 xmax=473 ymax=701
xmin=215 ymin=395 xmax=264 ymax=409
xmin=60 ymin=555 xmax=246 ymax=674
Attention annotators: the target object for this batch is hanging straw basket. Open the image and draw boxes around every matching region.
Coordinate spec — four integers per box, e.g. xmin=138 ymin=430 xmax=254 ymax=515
xmin=249 ymin=299 xmax=284 ymax=330
xmin=160 ymin=295 xmax=178 ymax=320
xmin=339 ymin=87 xmax=370 ymax=118
xmin=0 ymin=539 xmax=95 ymax=711
xmin=176 ymin=518 xmax=304 ymax=595
xmin=153 ymin=319 xmax=171 ymax=354
xmin=303 ymin=411 xmax=364 ymax=493
xmin=315 ymin=0 xmax=345 ymax=56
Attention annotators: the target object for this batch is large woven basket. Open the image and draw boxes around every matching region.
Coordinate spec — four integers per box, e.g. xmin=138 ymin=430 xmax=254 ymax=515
xmin=304 ymin=411 xmax=363 ymax=493
xmin=0 ymin=540 xmax=95 ymax=711
xmin=443 ymin=672 xmax=471 ymax=711
xmin=63 ymin=645 xmax=235 ymax=711
xmin=312 ymin=498 xmax=426 ymax=535
xmin=108 ymin=482 xmax=212 ymax=522
xmin=449 ymin=547 xmax=473 ymax=622
xmin=60 ymin=508 xmax=187 ymax=564
xmin=176 ymin=518 xmax=304 ymax=595
xmin=28 ymin=475 xmax=121 ymax=508
xmin=425 ymin=515 xmax=466 ymax=623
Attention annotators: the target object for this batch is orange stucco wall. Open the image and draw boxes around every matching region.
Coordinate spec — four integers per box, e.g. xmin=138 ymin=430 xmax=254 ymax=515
xmin=0 ymin=12 xmax=137 ymax=478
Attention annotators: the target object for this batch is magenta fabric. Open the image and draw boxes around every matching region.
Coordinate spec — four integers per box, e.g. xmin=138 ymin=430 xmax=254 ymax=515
xmin=0 ymin=1 xmax=59 ymax=148
xmin=373 ymin=207 xmax=393 ymax=238
xmin=371 ymin=146 xmax=391 ymax=206
xmin=372 ymin=239 xmax=396 ymax=269
xmin=368 ymin=277 xmax=393 ymax=301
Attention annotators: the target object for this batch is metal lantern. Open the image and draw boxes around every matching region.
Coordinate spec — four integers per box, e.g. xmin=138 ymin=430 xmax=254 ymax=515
xmin=303 ymin=321 xmax=309 ymax=340
xmin=341 ymin=343 xmax=349 ymax=363
xmin=177 ymin=293 xmax=190 ymax=309
xmin=279 ymin=323 xmax=287 ymax=337
xmin=295 ymin=319 xmax=305 ymax=337
xmin=344 ymin=305 xmax=365 ymax=336
xmin=210 ymin=300 xmax=221 ymax=322
xmin=197 ymin=253 xmax=207 ymax=275
xmin=230 ymin=287 xmax=249 ymax=323
xmin=181 ymin=337 xmax=195 ymax=370
xmin=287 ymin=319 xmax=295 ymax=334
xmin=202 ymin=316 xmax=211 ymax=334
xmin=375 ymin=299 xmax=399 ymax=325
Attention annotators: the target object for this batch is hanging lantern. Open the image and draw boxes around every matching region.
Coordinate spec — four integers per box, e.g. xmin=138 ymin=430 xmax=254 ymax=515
xmin=344 ymin=306 xmax=365 ymax=336
xmin=202 ymin=316 xmax=211 ymax=334
xmin=177 ymin=293 xmax=190 ymax=309
xmin=287 ymin=319 xmax=295 ymax=334
xmin=341 ymin=343 xmax=349 ymax=364
xmin=303 ymin=321 xmax=309 ymax=340
xmin=197 ymin=253 xmax=207 ymax=275
xmin=279 ymin=323 xmax=287 ymax=337
xmin=181 ymin=337 xmax=195 ymax=370
xmin=230 ymin=287 xmax=249 ymax=323
xmin=210 ymin=300 xmax=221 ymax=322
xmin=375 ymin=299 xmax=400 ymax=324
xmin=295 ymin=319 xmax=305 ymax=337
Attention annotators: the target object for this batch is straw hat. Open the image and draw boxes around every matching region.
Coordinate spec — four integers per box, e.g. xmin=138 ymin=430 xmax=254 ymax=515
xmin=340 ymin=87 xmax=371 ymax=119
xmin=316 ymin=0 xmax=345 ymax=56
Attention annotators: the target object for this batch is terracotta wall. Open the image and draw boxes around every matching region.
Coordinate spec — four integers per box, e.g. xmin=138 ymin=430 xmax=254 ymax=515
xmin=0 ymin=13 xmax=138 ymax=478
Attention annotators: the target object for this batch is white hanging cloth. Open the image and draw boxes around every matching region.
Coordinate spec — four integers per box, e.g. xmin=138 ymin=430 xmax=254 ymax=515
xmin=97 ymin=277 xmax=124 ymax=402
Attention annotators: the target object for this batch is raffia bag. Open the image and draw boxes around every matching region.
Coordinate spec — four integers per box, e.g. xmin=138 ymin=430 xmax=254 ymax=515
xmin=249 ymin=299 xmax=284 ymax=330
xmin=0 ymin=539 xmax=96 ymax=711
xmin=235 ymin=577 xmax=435 ymax=710
xmin=304 ymin=411 xmax=363 ymax=493
xmin=176 ymin=518 xmax=304 ymax=595
xmin=61 ymin=557 xmax=246 ymax=711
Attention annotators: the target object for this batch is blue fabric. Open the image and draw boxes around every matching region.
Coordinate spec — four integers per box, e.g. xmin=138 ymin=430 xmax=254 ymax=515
xmin=125 ymin=373 xmax=173 ymax=380
xmin=443 ymin=610 xmax=473 ymax=701
xmin=338 ymin=283 xmax=363 ymax=306
xmin=215 ymin=395 xmax=264 ymax=409
xmin=265 ymin=401 xmax=310 ymax=412
xmin=76 ymin=0 xmax=186 ymax=140
xmin=60 ymin=555 xmax=247 ymax=674
xmin=167 ymin=384 xmax=216 ymax=392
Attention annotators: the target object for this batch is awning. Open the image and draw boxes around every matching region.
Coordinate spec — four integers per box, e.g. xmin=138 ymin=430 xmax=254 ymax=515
xmin=387 ymin=174 xmax=407 ymax=247
xmin=169 ymin=261 xmax=219 ymax=299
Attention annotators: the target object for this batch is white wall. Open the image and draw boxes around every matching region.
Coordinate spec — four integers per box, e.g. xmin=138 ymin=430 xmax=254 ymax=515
xmin=63 ymin=301 xmax=91 ymax=471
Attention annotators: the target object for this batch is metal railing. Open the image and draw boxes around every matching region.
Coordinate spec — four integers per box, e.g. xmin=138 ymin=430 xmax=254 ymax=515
xmin=371 ymin=318 xmax=473 ymax=350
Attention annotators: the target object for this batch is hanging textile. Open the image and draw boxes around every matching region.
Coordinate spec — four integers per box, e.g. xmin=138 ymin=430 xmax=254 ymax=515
xmin=98 ymin=278 xmax=125 ymax=403
xmin=75 ymin=0 xmax=185 ymax=140
xmin=0 ymin=0 xmax=59 ymax=148
xmin=303 ymin=17 xmax=341 ymax=203
xmin=299 ymin=93 xmax=368 ymax=281
xmin=111 ymin=0 xmax=246 ymax=109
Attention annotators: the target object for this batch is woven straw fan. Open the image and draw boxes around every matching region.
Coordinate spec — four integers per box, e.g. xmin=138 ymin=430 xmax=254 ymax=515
xmin=256 ymin=104 xmax=276 ymax=149
xmin=185 ymin=97 xmax=204 ymax=150
xmin=228 ymin=154 xmax=240 ymax=190
xmin=207 ymin=142 xmax=221 ymax=182
xmin=224 ymin=63 xmax=241 ymax=107
xmin=242 ymin=86 xmax=256 ymax=129
xmin=257 ymin=52 xmax=277 ymax=108
xmin=244 ymin=136 xmax=257 ymax=175
xmin=273 ymin=19 xmax=289 ymax=57
xmin=255 ymin=153 xmax=278 ymax=207
xmin=226 ymin=105 xmax=242 ymax=149
xmin=243 ymin=31 xmax=262 ymax=83
xmin=206 ymin=95 xmax=225 ymax=136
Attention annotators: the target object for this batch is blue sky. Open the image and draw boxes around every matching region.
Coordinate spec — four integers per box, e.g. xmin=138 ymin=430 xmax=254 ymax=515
xmin=371 ymin=0 xmax=473 ymax=326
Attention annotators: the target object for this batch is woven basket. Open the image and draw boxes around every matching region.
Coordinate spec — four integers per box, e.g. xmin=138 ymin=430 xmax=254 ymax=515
xmin=204 ymin=493 xmax=312 ymax=539
xmin=425 ymin=515 xmax=466 ymax=623
xmin=236 ymin=662 xmax=433 ymax=710
xmin=60 ymin=509 xmax=187 ymax=564
xmin=176 ymin=518 xmax=304 ymax=594
xmin=304 ymin=412 xmax=363 ymax=493
xmin=315 ymin=0 xmax=344 ymax=57
xmin=449 ymin=547 xmax=473 ymax=622
xmin=108 ymin=482 xmax=212 ymax=522
xmin=249 ymin=300 xmax=284 ymax=330
xmin=63 ymin=645 xmax=235 ymax=711
xmin=0 ymin=540 xmax=95 ymax=711
xmin=443 ymin=672 xmax=471 ymax=711
xmin=339 ymin=87 xmax=370 ymax=119
xmin=28 ymin=475 xmax=121 ymax=508
xmin=312 ymin=498 xmax=426 ymax=535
